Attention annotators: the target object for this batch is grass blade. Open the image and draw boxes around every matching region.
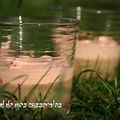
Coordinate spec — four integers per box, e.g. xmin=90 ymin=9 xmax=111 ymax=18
xmin=1 ymin=74 xmax=28 ymax=90
xmin=15 ymin=0 xmax=23 ymax=15
xmin=23 ymin=66 xmax=52 ymax=102
xmin=76 ymin=69 xmax=113 ymax=95
xmin=13 ymin=74 xmax=28 ymax=94
xmin=43 ymin=75 xmax=60 ymax=101
xmin=4 ymin=91 xmax=18 ymax=101
xmin=88 ymin=56 xmax=99 ymax=79
xmin=18 ymin=84 xmax=21 ymax=102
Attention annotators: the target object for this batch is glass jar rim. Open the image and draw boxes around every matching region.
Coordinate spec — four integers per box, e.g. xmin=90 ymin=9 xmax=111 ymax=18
xmin=0 ymin=16 xmax=80 ymax=26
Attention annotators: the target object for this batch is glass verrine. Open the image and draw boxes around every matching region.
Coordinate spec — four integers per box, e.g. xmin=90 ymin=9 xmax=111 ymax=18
xmin=0 ymin=17 xmax=79 ymax=112
xmin=75 ymin=8 xmax=120 ymax=80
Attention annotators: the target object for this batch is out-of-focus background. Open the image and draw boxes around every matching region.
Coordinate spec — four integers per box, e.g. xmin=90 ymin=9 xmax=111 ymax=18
xmin=0 ymin=0 xmax=120 ymax=16
xmin=1 ymin=1 xmax=120 ymax=119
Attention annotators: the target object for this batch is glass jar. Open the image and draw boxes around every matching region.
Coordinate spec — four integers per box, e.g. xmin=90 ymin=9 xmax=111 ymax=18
xmin=0 ymin=16 xmax=79 ymax=112
xmin=75 ymin=7 xmax=120 ymax=80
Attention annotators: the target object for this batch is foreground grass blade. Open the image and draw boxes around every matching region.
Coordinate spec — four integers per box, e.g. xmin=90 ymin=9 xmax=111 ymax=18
xmin=76 ymin=69 xmax=113 ymax=95
xmin=15 ymin=0 xmax=23 ymax=15
xmin=4 ymin=91 xmax=18 ymax=101
xmin=43 ymin=75 xmax=60 ymax=101
xmin=18 ymin=84 xmax=21 ymax=102
xmin=88 ymin=56 xmax=99 ymax=79
xmin=1 ymin=74 xmax=28 ymax=90
xmin=23 ymin=66 xmax=52 ymax=102
xmin=13 ymin=74 xmax=28 ymax=94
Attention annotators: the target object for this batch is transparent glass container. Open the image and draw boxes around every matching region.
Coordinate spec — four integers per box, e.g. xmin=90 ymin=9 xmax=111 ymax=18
xmin=0 ymin=17 xmax=79 ymax=112
xmin=75 ymin=8 xmax=120 ymax=80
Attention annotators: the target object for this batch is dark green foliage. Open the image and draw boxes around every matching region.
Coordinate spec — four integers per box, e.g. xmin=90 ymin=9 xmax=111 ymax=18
xmin=70 ymin=66 xmax=120 ymax=120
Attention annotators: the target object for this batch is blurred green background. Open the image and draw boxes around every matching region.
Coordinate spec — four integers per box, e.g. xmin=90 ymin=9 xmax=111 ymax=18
xmin=0 ymin=0 xmax=120 ymax=16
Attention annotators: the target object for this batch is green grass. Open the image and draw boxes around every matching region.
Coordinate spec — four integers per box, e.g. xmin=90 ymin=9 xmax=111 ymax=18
xmin=71 ymin=74 xmax=120 ymax=120
xmin=0 ymin=62 xmax=120 ymax=120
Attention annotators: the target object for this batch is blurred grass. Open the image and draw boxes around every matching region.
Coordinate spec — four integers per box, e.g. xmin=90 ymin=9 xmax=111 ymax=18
xmin=0 ymin=59 xmax=120 ymax=119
